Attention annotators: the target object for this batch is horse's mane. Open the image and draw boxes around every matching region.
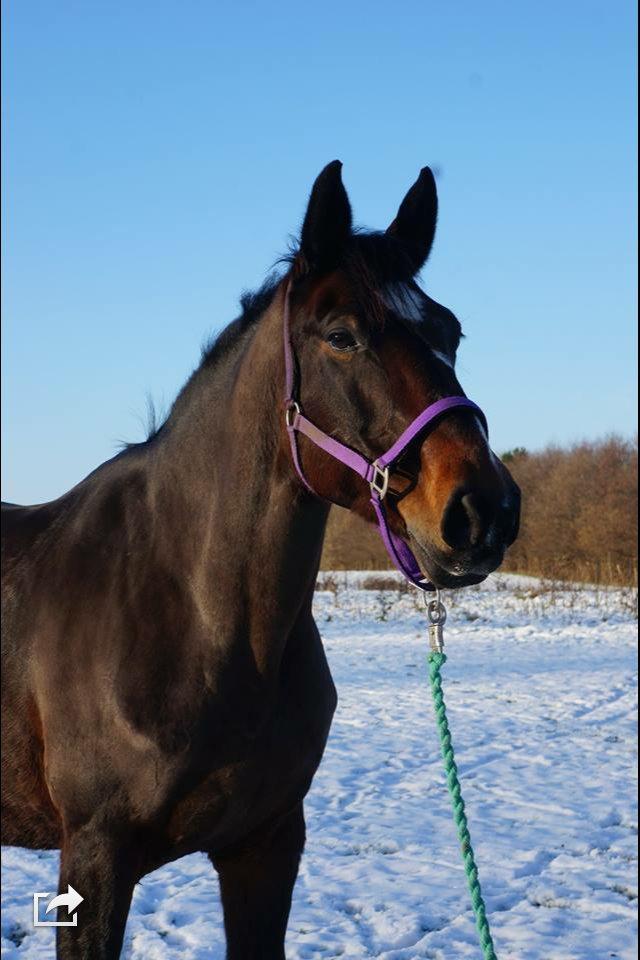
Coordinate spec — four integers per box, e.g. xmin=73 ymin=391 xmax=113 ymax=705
xmin=126 ymin=272 xmax=287 ymax=447
xmin=199 ymin=229 xmax=416 ymax=369
xmin=200 ymin=271 xmax=285 ymax=371
xmin=131 ymin=231 xmax=417 ymax=445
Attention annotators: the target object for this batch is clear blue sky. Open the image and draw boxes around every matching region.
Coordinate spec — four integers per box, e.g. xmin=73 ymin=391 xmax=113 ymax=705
xmin=2 ymin=1 xmax=637 ymax=504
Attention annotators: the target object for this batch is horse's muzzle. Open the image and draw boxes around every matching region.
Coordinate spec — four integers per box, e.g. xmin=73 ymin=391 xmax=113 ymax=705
xmin=407 ymin=476 xmax=521 ymax=589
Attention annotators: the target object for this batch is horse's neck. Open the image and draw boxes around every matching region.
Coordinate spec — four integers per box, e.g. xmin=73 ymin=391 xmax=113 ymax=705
xmin=151 ymin=289 xmax=329 ymax=672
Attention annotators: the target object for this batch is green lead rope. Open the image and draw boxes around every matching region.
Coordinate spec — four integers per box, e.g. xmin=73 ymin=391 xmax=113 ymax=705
xmin=428 ymin=650 xmax=498 ymax=960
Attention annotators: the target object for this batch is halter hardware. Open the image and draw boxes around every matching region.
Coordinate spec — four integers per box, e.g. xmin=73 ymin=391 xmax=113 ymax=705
xmin=426 ymin=589 xmax=447 ymax=653
xmin=369 ymin=462 xmax=390 ymax=500
xmin=284 ymin=401 xmax=300 ymax=429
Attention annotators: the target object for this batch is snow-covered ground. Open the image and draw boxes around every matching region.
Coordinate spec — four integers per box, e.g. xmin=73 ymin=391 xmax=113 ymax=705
xmin=2 ymin=574 xmax=637 ymax=959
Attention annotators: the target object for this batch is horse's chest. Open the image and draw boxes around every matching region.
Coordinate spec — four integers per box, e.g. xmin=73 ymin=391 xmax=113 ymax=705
xmin=162 ymin=655 xmax=337 ymax=857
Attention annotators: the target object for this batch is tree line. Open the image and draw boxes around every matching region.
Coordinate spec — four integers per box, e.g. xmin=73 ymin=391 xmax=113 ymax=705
xmin=320 ymin=435 xmax=638 ymax=586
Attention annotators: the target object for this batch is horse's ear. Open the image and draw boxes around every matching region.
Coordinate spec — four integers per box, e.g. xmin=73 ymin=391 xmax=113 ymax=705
xmin=299 ymin=160 xmax=352 ymax=273
xmin=386 ymin=166 xmax=438 ymax=275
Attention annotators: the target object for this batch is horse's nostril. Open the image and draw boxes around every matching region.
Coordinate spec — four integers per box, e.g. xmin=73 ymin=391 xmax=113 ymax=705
xmin=441 ymin=490 xmax=492 ymax=551
xmin=461 ymin=493 xmax=489 ymax=547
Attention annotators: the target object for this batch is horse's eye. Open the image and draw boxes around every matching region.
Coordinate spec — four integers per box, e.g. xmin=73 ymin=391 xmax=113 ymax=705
xmin=327 ymin=329 xmax=358 ymax=352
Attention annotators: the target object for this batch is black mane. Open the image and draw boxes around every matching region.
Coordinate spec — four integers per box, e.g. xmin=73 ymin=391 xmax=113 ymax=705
xmin=193 ymin=230 xmax=420 ymax=377
xmin=134 ymin=229 xmax=448 ymax=445
xmin=200 ymin=271 xmax=284 ymax=370
xmin=130 ymin=272 xmax=285 ymax=446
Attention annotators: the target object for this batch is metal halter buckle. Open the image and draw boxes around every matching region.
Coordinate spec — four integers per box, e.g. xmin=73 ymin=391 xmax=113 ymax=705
xmin=284 ymin=401 xmax=300 ymax=428
xmin=369 ymin=462 xmax=390 ymax=499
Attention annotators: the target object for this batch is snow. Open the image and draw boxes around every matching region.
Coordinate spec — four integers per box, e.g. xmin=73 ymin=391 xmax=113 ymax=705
xmin=2 ymin=574 xmax=637 ymax=958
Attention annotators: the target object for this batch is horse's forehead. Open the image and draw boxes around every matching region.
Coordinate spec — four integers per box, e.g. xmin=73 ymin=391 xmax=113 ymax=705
xmin=304 ymin=273 xmax=355 ymax=314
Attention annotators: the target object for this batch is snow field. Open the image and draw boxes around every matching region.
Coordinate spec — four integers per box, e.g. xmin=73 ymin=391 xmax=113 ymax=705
xmin=2 ymin=575 xmax=637 ymax=958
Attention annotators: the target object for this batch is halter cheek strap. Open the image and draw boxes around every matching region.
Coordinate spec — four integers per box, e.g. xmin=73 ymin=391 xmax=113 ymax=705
xmin=282 ymin=282 xmax=488 ymax=592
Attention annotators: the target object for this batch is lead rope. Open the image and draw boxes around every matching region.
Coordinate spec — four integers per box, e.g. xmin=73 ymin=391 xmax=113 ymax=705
xmin=426 ymin=595 xmax=498 ymax=960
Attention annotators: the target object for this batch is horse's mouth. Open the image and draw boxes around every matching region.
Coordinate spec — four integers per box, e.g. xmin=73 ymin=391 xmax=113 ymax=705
xmin=407 ymin=530 xmax=501 ymax=590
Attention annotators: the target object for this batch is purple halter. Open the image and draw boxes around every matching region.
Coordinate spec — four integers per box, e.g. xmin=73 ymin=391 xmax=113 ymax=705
xmin=282 ymin=282 xmax=487 ymax=592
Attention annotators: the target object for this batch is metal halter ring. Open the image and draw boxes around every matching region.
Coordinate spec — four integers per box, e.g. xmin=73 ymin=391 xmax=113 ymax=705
xmin=369 ymin=462 xmax=390 ymax=500
xmin=284 ymin=401 xmax=301 ymax=429
xmin=426 ymin=590 xmax=447 ymax=626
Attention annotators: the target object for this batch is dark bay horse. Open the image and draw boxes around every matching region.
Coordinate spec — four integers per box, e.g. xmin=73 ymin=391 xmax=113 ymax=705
xmin=1 ymin=162 xmax=520 ymax=959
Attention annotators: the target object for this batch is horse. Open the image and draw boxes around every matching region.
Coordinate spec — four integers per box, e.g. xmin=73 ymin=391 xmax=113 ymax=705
xmin=1 ymin=161 xmax=520 ymax=959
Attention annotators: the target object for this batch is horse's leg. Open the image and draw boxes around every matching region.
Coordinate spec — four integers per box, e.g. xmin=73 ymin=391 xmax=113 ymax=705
xmin=209 ymin=803 xmax=306 ymax=960
xmin=55 ymin=822 xmax=138 ymax=960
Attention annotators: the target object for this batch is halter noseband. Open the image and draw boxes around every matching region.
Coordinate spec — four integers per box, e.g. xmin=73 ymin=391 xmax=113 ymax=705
xmin=282 ymin=281 xmax=487 ymax=592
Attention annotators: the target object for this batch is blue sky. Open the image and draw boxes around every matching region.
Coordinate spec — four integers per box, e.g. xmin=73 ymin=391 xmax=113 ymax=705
xmin=2 ymin=1 xmax=637 ymax=504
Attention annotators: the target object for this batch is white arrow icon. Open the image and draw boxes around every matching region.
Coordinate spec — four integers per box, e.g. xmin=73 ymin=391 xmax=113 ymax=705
xmin=45 ymin=885 xmax=84 ymax=916
xmin=33 ymin=885 xmax=84 ymax=927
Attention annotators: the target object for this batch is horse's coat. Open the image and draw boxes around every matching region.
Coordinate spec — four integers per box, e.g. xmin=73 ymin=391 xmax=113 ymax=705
xmin=1 ymin=162 xmax=520 ymax=959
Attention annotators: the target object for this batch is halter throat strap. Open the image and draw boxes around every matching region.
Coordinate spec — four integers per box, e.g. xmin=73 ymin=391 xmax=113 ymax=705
xmin=282 ymin=280 xmax=487 ymax=592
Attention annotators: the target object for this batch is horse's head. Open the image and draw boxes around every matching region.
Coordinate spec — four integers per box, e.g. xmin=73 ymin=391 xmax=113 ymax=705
xmin=283 ymin=160 xmax=520 ymax=588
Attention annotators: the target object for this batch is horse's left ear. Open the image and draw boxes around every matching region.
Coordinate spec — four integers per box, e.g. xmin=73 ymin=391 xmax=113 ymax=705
xmin=299 ymin=160 xmax=352 ymax=274
xmin=386 ymin=166 xmax=438 ymax=275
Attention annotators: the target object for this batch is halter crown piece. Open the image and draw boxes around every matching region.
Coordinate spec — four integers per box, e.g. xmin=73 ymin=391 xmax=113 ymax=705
xmin=282 ymin=281 xmax=488 ymax=592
